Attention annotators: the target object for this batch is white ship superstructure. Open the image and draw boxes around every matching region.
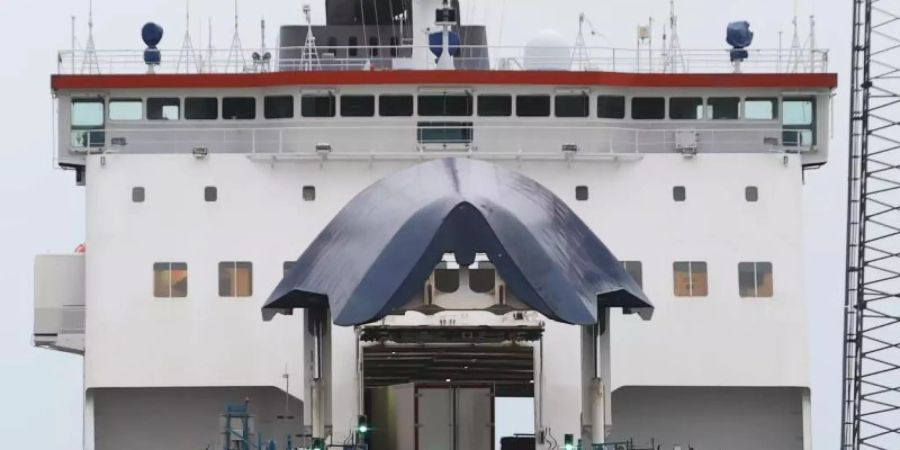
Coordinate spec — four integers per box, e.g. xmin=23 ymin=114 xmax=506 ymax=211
xmin=35 ymin=1 xmax=837 ymax=449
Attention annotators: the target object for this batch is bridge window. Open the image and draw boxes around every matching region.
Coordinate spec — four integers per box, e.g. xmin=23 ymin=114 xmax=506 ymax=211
xmin=264 ymin=96 xmax=294 ymax=119
xmin=302 ymin=94 xmax=336 ymax=117
xmin=669 ymin=97 xmax=703 ymax=120
xmin=219 ymin=261 xmax=253 ymax=297
xmin=620 ymin=261 xmax=643 ymax=288
xmin=154 ymin=262 xmax=188 ymax=298
xmin=418 ymin=94 xmax=473 ymax=116
xmin=516 ymin=95 xmax=551 ymax=117
xmin=222 ymin=97 xmax=256 ymax=120
xmin=738 ymin=262 xmax=773 ymax=297
xmin=109 ymin=99 xmax=142 ymax=121
xmin=745 ymin=97 xmax=778 ymax=120
xmin=783 ymin=97 xmax=816 ymax=146
xmin=674 ymin=261 xmax=708 ymax=297
xmin=147 ymin=97 xmax=180 ymax=120
xmin=555 ymin=94 xmax=590 ymax=118
xmin=379 ymin=95 xmax=414 ymax=116
xmin=597 ymin=95 xmax=626 ymax=119
xmin=477 ymin=95 xmax=512 ymax=117
xmin=631 ymin=97 xmax=665 ymax=120
xmin=71 ymin=98 xmax=105 ymax=148
xmin=341 ymin=95 xmax=376 ymax=117
xmin=708 ymin=97 xmax=741 ymax=120
xmin=185 ymin=97 xmax=218 ymax=120
xmin=417 ymin=122 xmax=473 ymax=144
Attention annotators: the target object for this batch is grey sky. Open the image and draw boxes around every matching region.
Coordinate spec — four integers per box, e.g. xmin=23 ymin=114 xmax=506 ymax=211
xmin=0 ymin=0 xmax=849 ymax=448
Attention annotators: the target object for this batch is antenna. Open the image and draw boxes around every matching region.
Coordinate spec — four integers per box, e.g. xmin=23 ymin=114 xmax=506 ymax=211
xmin=572 ymin=13 xmax=608 ymax=71
xmin=176 ymin=0 xmax=200 ymax=73
xmin=225 ymin=0 xmax=246 ymax=72
xmin=300 ymin=4 xmax=320 ymax=71
xmin=663 ymin=0 xmax=685 ymax=73
xmin=81 ymin=0 xmax=100 ymax=74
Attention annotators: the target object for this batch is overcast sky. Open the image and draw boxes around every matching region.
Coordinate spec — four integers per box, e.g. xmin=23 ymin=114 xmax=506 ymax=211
xmin=0 ymin=0 xmax=849 ymax=448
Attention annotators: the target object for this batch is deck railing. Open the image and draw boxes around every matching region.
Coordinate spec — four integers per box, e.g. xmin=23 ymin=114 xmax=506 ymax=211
xmin=57 ymin=45 xmax=829 ymax=75
xmin=68 ymin=124 xmax=816 ymax=159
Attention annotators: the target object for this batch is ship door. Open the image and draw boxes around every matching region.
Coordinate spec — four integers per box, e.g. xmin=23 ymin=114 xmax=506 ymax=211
xmin=70 ymin=98 xmax=106 ymax=149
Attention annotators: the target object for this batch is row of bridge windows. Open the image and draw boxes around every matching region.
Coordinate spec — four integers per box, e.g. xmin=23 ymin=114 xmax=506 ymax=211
xmin=153 ymin=260 xmax=774 ymax=299
xmin=71 ymin=94 xmax=814 ymax=122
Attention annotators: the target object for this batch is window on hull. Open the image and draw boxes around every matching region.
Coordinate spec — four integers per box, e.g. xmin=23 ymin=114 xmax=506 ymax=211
xmin=219 ymin=261 xmax=253 ymax=297
xmin=154 ymin=262 xmax=188 ymax=298
xmin=417 ymin=122 xmax=473 ymax=144
xmin=109 ymin=99 xmax=143 ymax=121
xmin=341 ymin=95 xmax=376 ymax=117
xmin=738 ymin=262 xmax=773 ymax=297
xmin=71 ymin=98 xmax=105 ymax=148
xmin=477 ymin=95 xmax=512 ymax=117
xmin=379 ymin=95 xmax=414 ymax=116
xmin=673 ymin=261 xmax=708 ymax=297
xmin=632 ymin=97 xmax=665 ymax=120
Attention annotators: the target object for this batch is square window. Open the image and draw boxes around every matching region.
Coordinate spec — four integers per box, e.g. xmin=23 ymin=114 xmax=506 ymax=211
xmin=575 ymin=186 xmax=589 ymax=201
xmin=621 ymin=261 xmax=643 ymax=288
xmin=673 ymin=186 xmax=686 ymax=202
xmin=555 ymin=94 xmax=590 ymax=118
xmin=631 ymin=97 xmax=665 ymax=120
xmin=477 ymin=95 xmax=513 ymax=117
xmin=673 ymin=261 xmax=708 ymax=297
xmin=303 ymin=186 xmax=316 ymax=201
xmin=745 ymin=186 xmax=759 ymax=202
xmin=516 ymin=95 xmax=551 ymax=117
xmin=204 ymin=186 xmax=218 ymax=202
xmin=708 ymin=97 xmax=741 ymax=120
xmin=341 ymin=95 xmax=376 ymax=117
xmin=418 ymin=94 xmax=473 ymax=117
xmin=379 ymin=95 xmax=414 ymax=117
xmin=302 ymin=94 xmax=336 ymax=117
xmin=219 ymin=261 xmax=253 ymax=297
xmin=132 ymin=187 xmax=145 ymax=203
xmin=738 ymin=262 xmax=773 ymax=297
xmin=109 ymin=99 xmax=143 ymax=121
xmin=669 ymin=97 xmax=704 ymax=120
xmin=222 ymin=97 xmax=256 ymax=120
xmin=71 ymin=99 xmax=105 ymax=127
xmin=154 ymin=262 xmax=188 ymax=298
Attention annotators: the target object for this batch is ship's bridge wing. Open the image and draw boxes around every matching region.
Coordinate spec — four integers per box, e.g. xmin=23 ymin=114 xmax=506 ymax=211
xmin=263 ymin=158 xmax=652 ymax=326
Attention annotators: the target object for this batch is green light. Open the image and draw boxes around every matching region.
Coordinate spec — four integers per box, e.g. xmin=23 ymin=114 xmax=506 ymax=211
xmin=564 ymin=445 xmax=574 ymax=450
xmin=358 ymin=425 xmax=369 ymax=434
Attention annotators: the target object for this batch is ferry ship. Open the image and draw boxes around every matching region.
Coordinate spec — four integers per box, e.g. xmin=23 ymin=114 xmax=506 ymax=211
xmin=35 ymin=1 xmax=838 ymax=449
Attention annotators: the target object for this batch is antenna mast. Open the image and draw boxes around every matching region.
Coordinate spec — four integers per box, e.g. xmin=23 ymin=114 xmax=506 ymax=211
xmin=176 ymin=0 xmax=200 ymax=73
xmin=300 ymin=4 xmax=320 ymax=71
xmin=81 ymin=0 xmax=100 ymax=74
xmin=662 ymin=0 xmax=684 ymax=73
xmin=225 ymin=0 xmax=246 ymax=72
xmin=571 ymin=13 xmax=592 ymax=71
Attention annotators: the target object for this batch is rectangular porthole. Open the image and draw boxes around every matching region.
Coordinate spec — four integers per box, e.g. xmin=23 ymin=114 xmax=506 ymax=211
xmin=218 ymin=262 xmax=253 ymax=297
xmin=154 ymin=262 xmax=188 ymax=298
xmin=303 ymin=186 xmax=316 ymax=201
xmin=575 ymin=186 xmax=589 ymax=201
xmin=673 ymin=186 xmax=686 ymax=202
xmin=185 ymin=97 xmax=218 ymax=120
xmin=222 ymin=97 xmax=256 ymax=120
xmin=132 ymin=187 xmax=145 ymax=203
xmin=738 ymin=262 xmax=773 ymax=297
xmin=264 ymin=96 xmax=294 ymax=119
xmin=673 ymin=261 xmax=708 ymax=297
xmin=204 ymin=186 xmax=218 ymax=202
xmin=620 ymin=261 xmax=643 ymax=288
xmin=745 ymin=186 xmax=759 ymax=202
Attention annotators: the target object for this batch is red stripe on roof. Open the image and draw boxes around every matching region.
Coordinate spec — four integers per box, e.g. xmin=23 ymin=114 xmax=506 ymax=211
xmin=51 ymin=70 xmax=838 ymax=91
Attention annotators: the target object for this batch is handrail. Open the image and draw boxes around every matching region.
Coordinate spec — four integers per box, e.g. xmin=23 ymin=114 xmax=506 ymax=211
xmin=57 ymin=45 xmax=830 ymax=76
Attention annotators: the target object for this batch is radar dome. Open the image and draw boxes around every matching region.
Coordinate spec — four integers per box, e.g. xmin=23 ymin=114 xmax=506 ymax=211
xmin=523 ymin=29 xmax=571 ymax=70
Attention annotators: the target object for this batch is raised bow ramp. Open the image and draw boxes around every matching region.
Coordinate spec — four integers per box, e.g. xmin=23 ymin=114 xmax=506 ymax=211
xmin=263 ymin=158 xmax=652 ymax=325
